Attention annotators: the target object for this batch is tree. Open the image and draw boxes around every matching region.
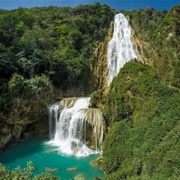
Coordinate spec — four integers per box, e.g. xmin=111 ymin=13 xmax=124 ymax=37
xmin=0 ymin=161 xmax=59 ymax=180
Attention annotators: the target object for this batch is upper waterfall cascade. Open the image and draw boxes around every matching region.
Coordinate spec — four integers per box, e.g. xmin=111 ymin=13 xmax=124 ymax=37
xmin=48 ymin=97 xmax=105 ymax=157
xmin=107 ymin=13 xmax=138 ymax=86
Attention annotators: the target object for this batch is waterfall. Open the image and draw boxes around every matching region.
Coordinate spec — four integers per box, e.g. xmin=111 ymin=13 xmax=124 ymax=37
xmin=107 ymin=13 xmax=138 ymax=86
xmin=49 ymin=103 xmax=59 ymax=140
xmin=47 ymin=13 xmax=137 ymax=157
xmin=48 ymin=97 xmax=105 ymax=157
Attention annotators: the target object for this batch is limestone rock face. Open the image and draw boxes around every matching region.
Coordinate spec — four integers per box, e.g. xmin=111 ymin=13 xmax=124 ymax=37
xmin=59 ymin=97 xmax=78 ymax=109
xmin=131 ymin=28 xmax=152 ymax=65
xmin=0 ymin=133 xmax=12 ymax=151
xmin=80 ymin=108 xmax=106 ymax=150
xmin=0 ymin=123 xmax=11 ymax=134
xmin=0 ymin=98 xmax=49 ymax=151
xmin=93 ymin=21 xmax=114 ymax=89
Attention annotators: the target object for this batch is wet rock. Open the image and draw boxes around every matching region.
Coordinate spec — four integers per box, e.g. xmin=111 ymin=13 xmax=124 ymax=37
xmin=0 ymin=123 xmax=11 ymax=134
xmin=45 ymin=167 xmax=59 ymax=173
xmin=67 ymin=167 xmax=78 ymax=172
xmin=90 ymin=156 xmax=104 ymax=170
xmin=12 ymin=125 xmax=23 ymax=139
xmin=93 ymin=177 xmax=101 ymax=180
xmin=0 ymin=133 xmax=12 ymax=150
xmin=93 ymin=21 xmax=114 ymax=89
xmin=22 ymin=132 xmax=33 ymax=139
xmin=73 ymin=174 xmax=85 ymax=180
xmin=0 ymin=97 xmax=49 ymax=151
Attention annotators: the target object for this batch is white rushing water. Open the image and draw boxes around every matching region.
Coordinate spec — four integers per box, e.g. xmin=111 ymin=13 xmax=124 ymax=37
xmin=107 ymin=13 xmax=138 ymax=86
xmin=48 ymin=97 xmax=104 ymax=157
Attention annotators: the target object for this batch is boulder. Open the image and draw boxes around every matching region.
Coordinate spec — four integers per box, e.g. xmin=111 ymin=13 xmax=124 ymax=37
xmin=0 ymin=133 xmax=12 ymax=150
xmin=73 ymin=174 xmax=85 ymax=180
xmin=67 ymin=167 xmax=78 ymax=172
xmin=45 ymin=167 xmax=59 ymax=173
xmin=12 ymin=125 xmax=23 ymax=139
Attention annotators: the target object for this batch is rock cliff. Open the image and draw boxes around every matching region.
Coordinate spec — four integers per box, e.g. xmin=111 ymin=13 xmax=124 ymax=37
xmin=92 ymin=21 xmax=114 ymax=89
xmin=0 ymin=98 xmax=49 ymax=151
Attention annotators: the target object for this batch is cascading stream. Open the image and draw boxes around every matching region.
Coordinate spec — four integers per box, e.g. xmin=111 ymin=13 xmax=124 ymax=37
xmin=48 ymin=97 xmax=105 ymax=157
xmin=49 ymin=103 xmax=59 ymax=140
xmin=107 ymin=13 xmax=138 ymax=86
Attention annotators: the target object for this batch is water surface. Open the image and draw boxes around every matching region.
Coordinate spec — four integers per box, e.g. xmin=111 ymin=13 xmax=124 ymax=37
xmin=0 ymin=137 xmax=104 ymax=180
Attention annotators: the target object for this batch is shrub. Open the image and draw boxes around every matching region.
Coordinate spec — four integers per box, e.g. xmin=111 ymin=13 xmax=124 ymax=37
xmin=0 ymin=162 xmax=59 ymax=180
xmin=8 ymin=74 xmax=53 ymax=97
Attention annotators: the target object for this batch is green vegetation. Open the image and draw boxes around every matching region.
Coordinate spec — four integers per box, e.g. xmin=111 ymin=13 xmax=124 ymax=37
xmin=104 ymin=62 xmax=160 ymax=125
xmin=0 ymin=4 xmax=115 ymax=91
xmin=153 ymin=6 xmax=180 ymax=88
xmin=90 ymin=88 xmax=104 ymax=107
xmin=8 ymin=73 xmax=53 ymax=97
xmin=0 ymin=3 xmax=115 ymax=115
xmin=0 ymin=161 xmax=59 ymax=180
xmin=101 ymin=62 xmax=180 ymax=179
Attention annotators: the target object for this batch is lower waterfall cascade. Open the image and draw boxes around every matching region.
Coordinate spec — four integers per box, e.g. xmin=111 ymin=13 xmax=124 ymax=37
xmin=48 ymin=97 xmax=105 ymax=157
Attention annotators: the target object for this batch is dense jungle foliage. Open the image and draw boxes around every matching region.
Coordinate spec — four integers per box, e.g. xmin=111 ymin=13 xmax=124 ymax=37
xmin=101 ymin=62 xmax=180 ymax=179
xmin=0 ymin=3 xmax=116 ymax=115
xmin=0 ymin=161 xmax=59 ymax=180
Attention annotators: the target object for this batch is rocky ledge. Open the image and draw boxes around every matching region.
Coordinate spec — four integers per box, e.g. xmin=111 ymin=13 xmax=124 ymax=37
xmin=0 ymin=97 xmax=49 ymax=151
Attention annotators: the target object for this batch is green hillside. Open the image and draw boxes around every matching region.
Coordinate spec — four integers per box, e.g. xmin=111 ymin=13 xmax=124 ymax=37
xmin=93 ymin=5 xmax=180 ymax=180
xmin=101 ymin=62 xmax=180 ymax=179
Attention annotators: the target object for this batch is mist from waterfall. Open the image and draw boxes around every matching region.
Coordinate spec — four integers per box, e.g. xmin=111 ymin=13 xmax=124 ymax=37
xmin=48 ymin=97 xmax=105 ymax=157
xmin=107 ymin=13 xmax=137 ymax=86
